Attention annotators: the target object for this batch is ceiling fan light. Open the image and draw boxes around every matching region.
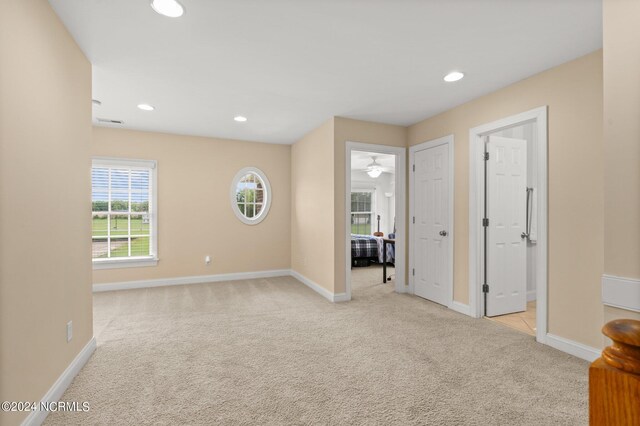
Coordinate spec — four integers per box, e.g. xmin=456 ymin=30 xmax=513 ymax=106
xmin=365 ymin=156 xmax=383 ymax=178
xmin=367 ymin=166 xmax=383 ymax=178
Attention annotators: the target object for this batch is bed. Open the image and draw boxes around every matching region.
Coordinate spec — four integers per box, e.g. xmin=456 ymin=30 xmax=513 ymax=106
xmin=351 ymin=234 xmax=395 ymax=267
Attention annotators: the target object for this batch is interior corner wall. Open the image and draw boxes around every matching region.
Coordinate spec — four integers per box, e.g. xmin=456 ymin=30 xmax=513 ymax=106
xmin=0 ymin=1 xmax=93 ymax=425
xmin=92 ymin=127 xmax=291 ymax=284
xmin=291 ymin=119 xmax=336 ymax=292
xmin=601 ymin=0 xmax=640 ymax=324
xmin=407 ymin=50 xmax=605 ymax=349
xmin=334 ymin=117 xmax=407 ymax=294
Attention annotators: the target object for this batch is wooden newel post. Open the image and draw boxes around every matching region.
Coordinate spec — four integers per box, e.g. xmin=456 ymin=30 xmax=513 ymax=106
xmin=589 ymin=319 xmax=640 ymax=425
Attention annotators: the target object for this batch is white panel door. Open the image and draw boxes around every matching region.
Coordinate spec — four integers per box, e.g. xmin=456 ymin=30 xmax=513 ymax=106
xmin=486 ymin=136 xmax=527 ymax=317
xmin=414 ymin=143 xmax=449 ymax=306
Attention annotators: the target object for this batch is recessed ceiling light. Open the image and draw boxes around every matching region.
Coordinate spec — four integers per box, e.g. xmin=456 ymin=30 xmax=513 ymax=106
xmin=234 ymin=116 xmax=248 ymax=122
xmin=444 ymin=71 xmax=464 ymax=82
xmin=92 ymin=99 xmax=102 ymax=106
xmin=150 ymin=0 xmax=184 ymax=18
xmin=137 ymin=104 xmax=155 ymax=111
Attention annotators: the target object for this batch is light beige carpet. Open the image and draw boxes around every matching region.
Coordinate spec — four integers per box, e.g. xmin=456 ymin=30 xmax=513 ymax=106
xmin=45 ymin=266 xmax=588 ymax=425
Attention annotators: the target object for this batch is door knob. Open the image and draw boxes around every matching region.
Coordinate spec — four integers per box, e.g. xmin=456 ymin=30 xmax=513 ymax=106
xmin=439 ymin=230 xmax=448 ymax=236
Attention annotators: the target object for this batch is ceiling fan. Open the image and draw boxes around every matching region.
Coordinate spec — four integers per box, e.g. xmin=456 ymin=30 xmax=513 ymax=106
xmin=366 ymin=156 xmax=383 ymax=178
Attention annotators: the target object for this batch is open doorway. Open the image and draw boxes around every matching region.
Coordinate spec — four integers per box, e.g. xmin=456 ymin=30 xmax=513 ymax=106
xmin=345 ymin=142 xmax=406 ymax=300
xmin=469 ymin=107 xmax=548 ymax=343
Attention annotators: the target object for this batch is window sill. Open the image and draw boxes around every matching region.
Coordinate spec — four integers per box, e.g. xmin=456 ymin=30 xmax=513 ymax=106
xmin=92 ymin=257 xmax=158 ymax=270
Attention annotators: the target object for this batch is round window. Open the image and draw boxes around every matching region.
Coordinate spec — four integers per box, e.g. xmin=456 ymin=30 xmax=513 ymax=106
xmin=230 ymin=167 xmax=272 ymax=225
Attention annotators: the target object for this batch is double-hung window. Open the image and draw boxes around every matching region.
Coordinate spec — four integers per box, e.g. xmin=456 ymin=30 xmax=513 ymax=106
xmin=91 ymin=158 xmax=158 ymax=269
xmin=350 ymin=190 xmax=374 ymax=235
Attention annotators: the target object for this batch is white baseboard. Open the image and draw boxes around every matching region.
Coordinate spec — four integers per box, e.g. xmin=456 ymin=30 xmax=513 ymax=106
xmin=333 ymin=292 xmax=351 ymax=302
xmin=93 ymin=269 xmax=290 ymax=292
xmin=290 ymin=270 xmax=349 ymax=302
xmin=21 ymin=337 xmax=96 ymax=426
xmin=545 ymin=333 xmax=600 ymax=362
xmin=527 ymin=290 xmax=536 ymax=302
xmin=448 ymin=301 xmax=472 ymax=317
xmin=602 ymin=274 xmax=640 ymax=313
xmin=93 ymin=268 xmax=351 ymax=303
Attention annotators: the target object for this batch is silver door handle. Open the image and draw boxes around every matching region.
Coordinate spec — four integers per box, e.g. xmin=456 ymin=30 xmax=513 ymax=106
xmin=439 ymin=230 xmax=448 ymax=236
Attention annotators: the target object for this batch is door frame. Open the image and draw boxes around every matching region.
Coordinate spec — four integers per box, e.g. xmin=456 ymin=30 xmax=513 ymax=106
xmin=469 ymin=106 xmax=548 ymax=344
xmin=408 ymin=135 xmax=455 ymax=306
xmin=345 ymin=142 xmax=406 ymax=299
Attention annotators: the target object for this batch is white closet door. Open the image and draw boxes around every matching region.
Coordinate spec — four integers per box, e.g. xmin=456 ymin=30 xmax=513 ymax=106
xmin=414 ymin=143 xmax=450 ymax=306
xmin=486 ymin=136 xmax=527 ymax=317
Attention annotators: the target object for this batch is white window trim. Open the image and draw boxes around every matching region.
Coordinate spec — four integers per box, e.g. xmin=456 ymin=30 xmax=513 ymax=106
xmin=92 ymin=157 xmax=158 ymax=269
xmin=350 ymin=188 xmax=375 ymax=235
xmin=230 ymin=167 xmax=272 ymax=225
xmin=92 ymin=256 xmax=158 ymax=270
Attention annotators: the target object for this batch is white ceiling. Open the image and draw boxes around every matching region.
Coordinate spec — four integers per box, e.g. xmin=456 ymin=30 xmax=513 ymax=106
xmin=49 ymin=0 xmax=602 ymax=144
xmin=351 ymin=151 xmax=395 ymax=173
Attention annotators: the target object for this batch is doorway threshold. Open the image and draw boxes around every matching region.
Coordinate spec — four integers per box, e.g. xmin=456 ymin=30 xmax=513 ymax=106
xmin=485 ymin=301 xmax=537 ymax=336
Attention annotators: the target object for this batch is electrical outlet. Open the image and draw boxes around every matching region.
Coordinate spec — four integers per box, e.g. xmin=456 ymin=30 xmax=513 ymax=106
xmin=205 ymin=255 xmax=211 ymax=265
xmin=66 ymin=321 xmax=73 ymax=342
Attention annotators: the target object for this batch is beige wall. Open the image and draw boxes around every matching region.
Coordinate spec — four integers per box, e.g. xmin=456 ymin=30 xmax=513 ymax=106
xmin=291 ymin=119 xmax=336 ymax=292
xmin=0 ymin=1 xmax=93 ymax=425
xmin=603 ymin=0 xmax=640 ymax=279
xmin=333 ymin=117 xmax=407 ymax=294
xmin=408 ymin=51 xmax=605 ymax=348
xmin=92 ymin=128 xmax=291 ymax=284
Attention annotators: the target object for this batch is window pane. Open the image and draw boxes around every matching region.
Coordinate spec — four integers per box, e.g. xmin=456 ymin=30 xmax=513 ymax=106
xmin=245 ymin=188 xmax=256 ymax=203
xmin=351 ymin=192 xmax=372 ymax=212
xmin=131 ymin=170 xmax=149 ymax=191
xmin=246 ymin=204 xmax=255 ymax=218
xmin=238 ymin=203 xmax=245 ymax=215
xmin=92 ymin=238 xmax=108 ymax=259
xmin=131 ymin=191 xmax=149 ymax=212
xmin=130 ymin=214 xmax=149 ymax=235
xmin=110 ymin=214 xmax=129 ymax=236
xmin=351 ymin=213 xmax=371 ymax=235
xmin=255 ymin=203 xmax=263 ymax=215
xmin=109 ymin=237 xmax=130 ymax=258
xmin=92 ymin=213 xmax=108 ymax=237
xmin=92 ymin=198 xmax=108 ymax=212
xmin=255 ymin=189 xmax=264 ymax=204
xmin=130 ymin=236 xmax=150 ymax=257
xmin=92 ymin=168 xmax=109 ymax=190
xmin=111 ymin=192 xmax=129 ymax=212
xmin=111 ymin=169 xmax=129 ymax=190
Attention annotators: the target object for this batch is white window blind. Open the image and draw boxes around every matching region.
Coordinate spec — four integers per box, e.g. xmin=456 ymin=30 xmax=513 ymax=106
xmin=91 ymin=158 xmax=157 ymax=265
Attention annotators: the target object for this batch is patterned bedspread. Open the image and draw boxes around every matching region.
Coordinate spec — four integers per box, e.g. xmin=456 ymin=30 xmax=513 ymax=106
xmin=351 ymin=234 xmax=395 ymax=264
xmin=351 ymin=234 xmax=379 ymax=260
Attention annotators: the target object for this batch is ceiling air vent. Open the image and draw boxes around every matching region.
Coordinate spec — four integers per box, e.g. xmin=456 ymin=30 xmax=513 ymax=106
xmin=96 ymin=118 xmax=123 ymax=125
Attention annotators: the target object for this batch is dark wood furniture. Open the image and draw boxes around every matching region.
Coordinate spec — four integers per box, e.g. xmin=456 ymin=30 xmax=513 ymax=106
xmin=382 ymin=238 xmax=395 ymax=283
xmin=589 ymin=319 xmax=640 ymax=425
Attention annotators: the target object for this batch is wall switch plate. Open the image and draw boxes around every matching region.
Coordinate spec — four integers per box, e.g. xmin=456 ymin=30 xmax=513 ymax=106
xmin=205 ymin=255 xmax=211 ymax=265
xmin=66 ymin=321 xmax=73 ymax=342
